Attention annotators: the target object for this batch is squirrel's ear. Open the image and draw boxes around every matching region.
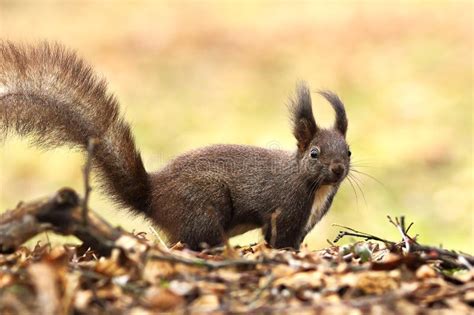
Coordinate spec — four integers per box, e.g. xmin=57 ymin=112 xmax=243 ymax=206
xmin=290 ymin=82 xmax=318 ymax=152
xmin=318 ymin=91 xmax=347 ymax=137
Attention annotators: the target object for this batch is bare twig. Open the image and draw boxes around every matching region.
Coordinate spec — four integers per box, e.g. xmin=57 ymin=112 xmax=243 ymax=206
xmin=148 ymin=251 xmax=263 ymax=270
xmin=332 ymin=224 xmax=394 ymax=245
xmin=388 ymin=215 xmax=411 ymax=253
xmin=148 ymin=226 xmax=169 ymax=251
xmin=82 ymin=138 xmax=97 ymax=226
xmin=405 ymin=222 xmax=414 ymax=234
xmin=334 ymin=216 xmax=474 ymax=269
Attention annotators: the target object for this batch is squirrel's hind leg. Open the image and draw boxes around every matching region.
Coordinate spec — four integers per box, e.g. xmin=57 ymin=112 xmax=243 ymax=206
xmin=177 ymin=201 xmax=232 ymax=250
xmin=162 ymin=184 xmax=234 ymax=251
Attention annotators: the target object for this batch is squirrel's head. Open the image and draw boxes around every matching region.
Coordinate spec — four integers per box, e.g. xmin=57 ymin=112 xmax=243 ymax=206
xmin=290 ymin=83 xmax=350 ymax=185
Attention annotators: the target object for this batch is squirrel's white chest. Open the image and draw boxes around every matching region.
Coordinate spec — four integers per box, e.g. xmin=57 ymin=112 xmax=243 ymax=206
xmin=304 ymin=185 xmax=333 ymax=233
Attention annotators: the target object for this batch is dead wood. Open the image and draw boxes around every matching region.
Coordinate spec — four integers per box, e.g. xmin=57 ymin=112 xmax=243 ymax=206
xmin=0 ymin=188 xmax=122 ymax=255
xmin=334 ymin=215 xmax=474 ymax=270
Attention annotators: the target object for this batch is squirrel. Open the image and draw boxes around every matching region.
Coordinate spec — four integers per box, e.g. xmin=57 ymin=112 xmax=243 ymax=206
xmin=0 ymin=42 xmax=351 ymax=250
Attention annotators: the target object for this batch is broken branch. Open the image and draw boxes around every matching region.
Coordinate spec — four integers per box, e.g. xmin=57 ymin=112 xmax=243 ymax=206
xmin=0 ymin=188 xmax=122 ymax=255
xmin=334 ymin=215 xmax=474 ymax=269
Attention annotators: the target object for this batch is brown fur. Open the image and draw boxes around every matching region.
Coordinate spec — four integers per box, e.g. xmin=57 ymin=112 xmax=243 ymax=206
xmin=0 ymin=42 xmax=351 ymax=250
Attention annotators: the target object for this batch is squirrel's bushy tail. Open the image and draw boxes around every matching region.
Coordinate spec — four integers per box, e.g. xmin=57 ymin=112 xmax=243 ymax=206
xmin=0 ymin=41 xmax=150 ymax=212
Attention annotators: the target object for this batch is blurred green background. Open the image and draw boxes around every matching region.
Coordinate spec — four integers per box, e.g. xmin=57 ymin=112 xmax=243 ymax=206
xmin=0 ymin=1 xmax=472 ymax=253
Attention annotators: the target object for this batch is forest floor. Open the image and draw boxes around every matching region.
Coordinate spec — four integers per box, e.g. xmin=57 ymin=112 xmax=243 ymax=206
xmin=0 ymin=189 xmax=472 ymax=315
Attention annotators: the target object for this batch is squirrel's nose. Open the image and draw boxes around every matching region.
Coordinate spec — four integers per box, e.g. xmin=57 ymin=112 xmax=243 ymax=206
xmin=330 ymin=164 xmax=345 ymax=178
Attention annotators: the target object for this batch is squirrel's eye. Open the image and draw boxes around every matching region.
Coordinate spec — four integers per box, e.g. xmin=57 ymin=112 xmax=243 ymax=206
xmin=310 ymin=147 xmax=320 ymax=159
xmin=348 ymin=150 xmax=352 ymax=157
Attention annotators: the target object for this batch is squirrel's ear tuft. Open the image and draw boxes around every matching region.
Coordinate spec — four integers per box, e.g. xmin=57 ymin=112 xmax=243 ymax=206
xmin=290 ymin=82 xmax=318 ymax=152
xmin=318 ymin=91 xmax=347 ymax=137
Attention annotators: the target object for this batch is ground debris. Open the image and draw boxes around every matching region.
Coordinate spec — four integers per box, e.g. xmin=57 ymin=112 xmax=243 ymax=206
xmin=0 ymin=238 xmax=472 ymax=314
xmin=0 ymin=189 xmax=472 ymax=314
